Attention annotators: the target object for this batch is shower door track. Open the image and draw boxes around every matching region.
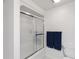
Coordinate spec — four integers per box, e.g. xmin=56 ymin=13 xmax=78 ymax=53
xmin=20 ymin=11 xmax=44 ymax=21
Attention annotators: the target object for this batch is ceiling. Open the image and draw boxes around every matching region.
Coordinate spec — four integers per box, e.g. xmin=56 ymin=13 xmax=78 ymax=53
xmin=32 ymin=0 xmax=74 ymax=10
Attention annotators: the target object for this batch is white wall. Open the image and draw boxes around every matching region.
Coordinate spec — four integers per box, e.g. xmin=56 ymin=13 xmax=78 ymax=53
xmin=3 ymin=0 xmax=14 ymax=59
xmin=4 ymin=0 xmax=20 ymax=59
xmin=14 ymin=0 xmax=20 ymax=59
xmin=44 ymin=1 xmax=75 ymax=58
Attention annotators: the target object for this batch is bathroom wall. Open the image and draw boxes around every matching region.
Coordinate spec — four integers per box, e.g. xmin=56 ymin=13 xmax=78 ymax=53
xmin=44 ymin=1 xmax=75 ymax=58
xmin=3 ymin=0 xmax=14 ymax=59
xmin=4 ymin=0 xmax=20 ymax=59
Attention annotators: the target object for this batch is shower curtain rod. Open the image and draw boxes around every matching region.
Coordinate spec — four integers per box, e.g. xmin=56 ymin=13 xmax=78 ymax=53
xmin=20 ymin=11 xmax=44 ymax=21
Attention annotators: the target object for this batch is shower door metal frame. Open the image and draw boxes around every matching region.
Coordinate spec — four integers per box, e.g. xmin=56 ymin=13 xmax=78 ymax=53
xmin=20 ymin=11 xmax=44 ymax=59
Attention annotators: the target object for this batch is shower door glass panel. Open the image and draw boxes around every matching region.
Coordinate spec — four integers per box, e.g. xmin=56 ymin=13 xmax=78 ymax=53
xmin=20 ymin=12 xmax=44 ymax=59
xmin=35 ymin=18 xmax=44 ymax=34
xmin=34 ymin=18 xmax=44 ymax=50
xmin=20 ymin=13 xmax=35 ymax=59
xmin=36 ymin=35 xmax=44 ymax=50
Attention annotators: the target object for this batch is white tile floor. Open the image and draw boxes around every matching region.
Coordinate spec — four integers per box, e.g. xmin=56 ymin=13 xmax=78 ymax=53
xmin=28 ymin=47 xmax=74 ymax=59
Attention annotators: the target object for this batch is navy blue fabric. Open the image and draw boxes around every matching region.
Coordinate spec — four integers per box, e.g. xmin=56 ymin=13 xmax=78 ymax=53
xmin=47 ymin=32 xmax=62 ymax=50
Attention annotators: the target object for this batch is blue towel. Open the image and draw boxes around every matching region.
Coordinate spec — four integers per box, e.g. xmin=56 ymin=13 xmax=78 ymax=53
xmin=47 ymin=32 xmax=62 ymax=50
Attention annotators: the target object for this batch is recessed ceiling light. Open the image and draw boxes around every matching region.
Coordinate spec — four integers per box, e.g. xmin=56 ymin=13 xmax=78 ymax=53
xmin=53 ymin=0 xmax=61 ymax=3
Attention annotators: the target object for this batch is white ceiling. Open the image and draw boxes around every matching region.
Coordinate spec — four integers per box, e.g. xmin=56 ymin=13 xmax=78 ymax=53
xmin=32 ymin=0 xmax=74 ymax=10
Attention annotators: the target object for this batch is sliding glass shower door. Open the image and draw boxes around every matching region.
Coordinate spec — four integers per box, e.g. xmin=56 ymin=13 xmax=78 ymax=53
xmin=20 ymin=12 xmax=44 ymax=59
xmin=20 ymin=13 xmax=35 ymax=59
xmin=34 ymin=18 xmax=44 ymax=50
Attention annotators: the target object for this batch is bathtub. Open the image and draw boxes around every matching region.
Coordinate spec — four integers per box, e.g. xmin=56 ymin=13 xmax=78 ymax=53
xmin=28 ymin=47 xmax=74 ymax=59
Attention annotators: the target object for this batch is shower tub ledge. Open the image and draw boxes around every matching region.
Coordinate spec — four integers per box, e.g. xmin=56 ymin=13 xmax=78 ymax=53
xmin=28 ymin=47 xmax=73 ymax=59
